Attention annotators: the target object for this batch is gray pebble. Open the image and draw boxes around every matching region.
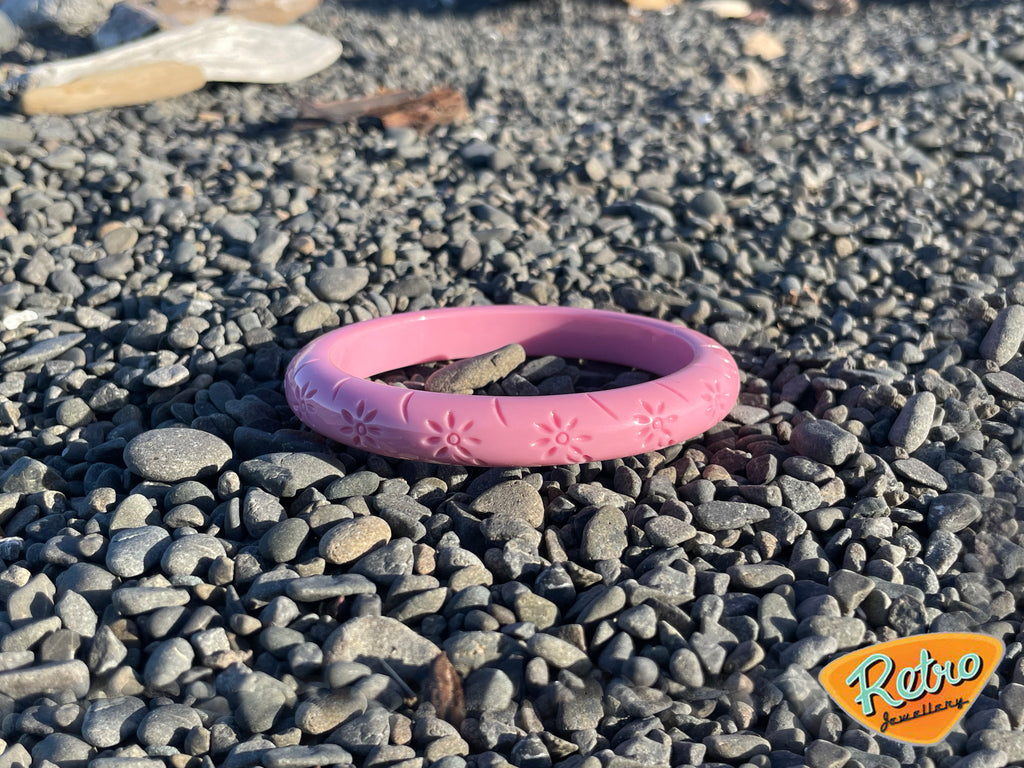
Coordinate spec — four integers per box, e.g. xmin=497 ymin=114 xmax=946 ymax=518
xmin=980 ymin=304 xmax=1024 ymax=366
xmin=319 ymin=516 xmax=392 ymax=565
xmin=927 ymin=492 xmax=981 ymax=532
xmin=923 ymin=529 xmax=962 ymax=575
xmin=888 ymin=391 xmax=936 ymax=453
xmin=308 ymin=267 xmax=370 ymax=302
xmin=703 ymin=733 xmax=771 ymax=761
xmin=776 ymin=475 xmax=822 ymax=512
xmin=779 ymin=634 xmax=838 ymax=668
xmin=0 ymin=456 xmax=70 ymax=494
xmin=693 ymin=500 xmax=771 ymax=531
xmin=425 ymin=343 xmax=526 ymax=394
xmin=7 ymin=573 xmax=55 ymax=626
xmin=243 ymin=488 xmax=287 ymax=537
xmin=828 ymin=569 xmax=875 ymax=614
xmin=124 ymin=428 xmax=232 ymax=482
xmin=892 ymin=458 xmax=947 ymax=490
xmin=526 ymin=633 xmax=591 ymax=674
xmin=728 ymin=563 xmax=794 ymax=590
xmin=214 ymin=214 xmax=258 ymax=243
xmin=322 ymin=615 xmax=441 ymax=685
xmin=82 ymin=697 xmax=147 ymax=748
xmin=295 ymin=689 xmax=367 ymax=735
xmin=690 ymin=190 xmax=727 ymax=219
xmin=789 ymin=419 xmax=861 ymax=466
xmin=263 ymin=744 xmax=354 ymax=768
xmin=106 ymin=526 xmax=170 ymax=578
xmin=805 ymin=740 xmax=851 ymax=768
xmin=259 ymin=517 xmax=311 ymax=563
xmin=470 ymin=479 xmax=544 ymax=528
xmin=0 ymin=659 xmax=90 ymax=701
xmin=644 ymin=516 xmax=695 ymax=547
xmin=325 ymin=470 xmax=381 ymax=499
xmin=581 ymin=505 xmax=629 ymax=560
xmin=985 ymin=370 xmax=1024 ymax=401
xmin=143 ymin=364 xmax=190 ymax=388
xmin=30 ymin=733 xmax=94 ymax=768
xmin=112 ymin=586 xmax=190 ymax=615
xmin=786 ymin=217 xmax=816 ymax=241
xmin=137 ymin=703 xmax=204 ymax=747
xmin=54 ymin=591 xmax=97 ymax=638
xmin=143 ymin=637 xmax=195 ymax=692
xmin=0 ymin=116 xmax=30 ymax=149
xmin=235 ymin=673 xmax=290 ymax=733
xmin=328 ymin=706 xmax=390 ymax=755
xmin=1 ymin=333 xmax=86 ymax=373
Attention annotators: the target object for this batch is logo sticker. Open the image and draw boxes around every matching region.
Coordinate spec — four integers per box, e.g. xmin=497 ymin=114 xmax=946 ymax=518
xmin=819 ymin=632 xmax=1004 ymax=745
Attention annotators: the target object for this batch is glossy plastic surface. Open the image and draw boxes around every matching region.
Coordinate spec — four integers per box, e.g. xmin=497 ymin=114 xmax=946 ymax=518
xmin=285 ymin=306 xmax=740 ymax=466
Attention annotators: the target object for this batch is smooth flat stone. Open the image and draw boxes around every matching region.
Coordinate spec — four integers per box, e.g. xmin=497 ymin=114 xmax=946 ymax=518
xmin=424 ymin=343 xmax=526 ymax=394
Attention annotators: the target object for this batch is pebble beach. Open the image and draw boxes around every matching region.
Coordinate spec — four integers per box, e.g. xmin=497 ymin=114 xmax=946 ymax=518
xmin=2 ymin=0 xmax=1024 ymax=767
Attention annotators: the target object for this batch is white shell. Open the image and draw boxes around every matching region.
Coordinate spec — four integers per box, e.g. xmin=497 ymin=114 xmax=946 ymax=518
xmin=27 ymin=15 xmax=341 ymax=88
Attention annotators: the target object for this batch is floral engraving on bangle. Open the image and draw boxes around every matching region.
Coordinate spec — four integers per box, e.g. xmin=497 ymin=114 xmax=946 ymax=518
xmin=703 ymin=343 xmax=738 ymax=380
xmin=424 ymin=410 xmax=480 ymax=463
xmin=288 ymin=379 xmax=320 ymax=422
xmin=336 ymin=399 xmax=382 ymax=448
xmin=701 ymin=378 xmax=734 ymax=417
xmin=634 ymin=400 xmax=677 ymax=448
xmin=533 ymin=413 xmax=592 ymax=464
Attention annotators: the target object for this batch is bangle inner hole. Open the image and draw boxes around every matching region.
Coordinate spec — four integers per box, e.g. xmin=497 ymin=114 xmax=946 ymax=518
xmin=374 ymin=354 xmax=655 ymax=396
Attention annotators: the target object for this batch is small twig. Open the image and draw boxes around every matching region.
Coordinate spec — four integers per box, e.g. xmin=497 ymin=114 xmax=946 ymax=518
xmin=377 ymin=658 xmax=416 ymax=699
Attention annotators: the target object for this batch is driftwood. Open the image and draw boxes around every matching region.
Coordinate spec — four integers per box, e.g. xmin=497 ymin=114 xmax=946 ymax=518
xmin=298 ymin=87 xmax=469 ymax=131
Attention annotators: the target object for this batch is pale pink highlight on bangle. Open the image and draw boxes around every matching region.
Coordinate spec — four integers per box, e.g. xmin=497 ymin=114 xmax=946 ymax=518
xmin=285 ymin=306 xmax=740 ymax=466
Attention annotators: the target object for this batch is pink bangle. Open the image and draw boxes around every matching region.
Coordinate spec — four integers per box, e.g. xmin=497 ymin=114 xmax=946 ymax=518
xmin=285 ymin=306 xmax=740 ymax=466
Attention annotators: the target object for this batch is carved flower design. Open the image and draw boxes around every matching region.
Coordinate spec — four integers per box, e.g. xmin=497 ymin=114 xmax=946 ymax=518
xmin=289 ymin=379 xmax=320 ymax=422
xmin=634 ymin=400 xmax=677 ymax=448
xmin=702 ymin=379 xmax=734 ymax=418
xmin=336 ymin=400 xmax=382 ymax=448
xmin=423 ymin=410 xmax=480 ymax=463
xmin=533 ymin=413 xmax=592 ymax=464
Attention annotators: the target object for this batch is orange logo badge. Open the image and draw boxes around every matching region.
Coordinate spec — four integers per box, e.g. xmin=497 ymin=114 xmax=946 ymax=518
xmin=819 ymin=632 xmax=1003 ymax=745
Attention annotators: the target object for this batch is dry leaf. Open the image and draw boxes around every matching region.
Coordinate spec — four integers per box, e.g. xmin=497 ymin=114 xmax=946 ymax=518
xmin=421 ymin=652 xmax=465 ymax=727
xmin=298 ymin=87 xmax=469 ymax=132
